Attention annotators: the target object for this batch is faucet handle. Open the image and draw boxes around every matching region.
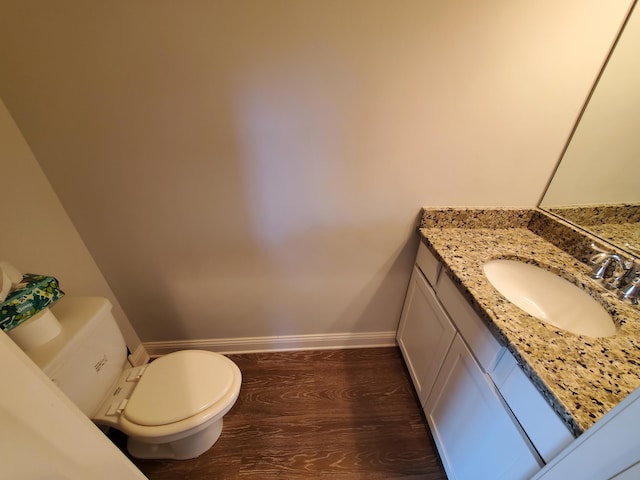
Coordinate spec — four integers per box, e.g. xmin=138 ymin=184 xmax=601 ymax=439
xmin=590 ymin=257 xmax=612 ymax=280
xmin=589 ymin=243 xmax=612 ymax=264
xmin=589 ymin=244 xmax=613 ymax=279
xmin=588 ymin=244 xmax=640 ymax=305
xmin=604 ymin=259 xmax=629 ymax=290
xmin=619 ymin=273 xmax=640 ymax=305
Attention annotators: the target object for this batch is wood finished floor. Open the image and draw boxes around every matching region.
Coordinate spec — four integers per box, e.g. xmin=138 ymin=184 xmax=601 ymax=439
xmin=119 ymin=347 xmax=448 ymax=479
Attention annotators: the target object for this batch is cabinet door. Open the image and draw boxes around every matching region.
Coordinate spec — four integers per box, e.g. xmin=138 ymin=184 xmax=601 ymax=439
xmin=490 ymin=349 xmax=573 ymax=463
xmin=425 ymin=336 xmax=541 ymax=480
xmin=397 ymin=266 xmax=456 ymax=405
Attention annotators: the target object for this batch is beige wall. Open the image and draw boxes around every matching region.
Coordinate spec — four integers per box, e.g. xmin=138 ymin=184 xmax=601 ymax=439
xmin=0 ymin=1 xmax=631 ymax=342
xmin=0 ymin=99 xmax=142 ymax=351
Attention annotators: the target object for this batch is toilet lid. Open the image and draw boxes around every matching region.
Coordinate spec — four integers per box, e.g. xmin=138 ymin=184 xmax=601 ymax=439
xmin=123 ymin=350 xmax=235 ymax=426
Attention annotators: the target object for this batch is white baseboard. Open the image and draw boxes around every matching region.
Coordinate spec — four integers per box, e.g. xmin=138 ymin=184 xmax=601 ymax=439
xmin=143 ymin=331 xmax=398 ymax=357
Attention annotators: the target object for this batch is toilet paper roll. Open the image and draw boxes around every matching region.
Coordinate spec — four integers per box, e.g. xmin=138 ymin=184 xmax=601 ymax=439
xmin=6 ymin=308 xmax=62 ymax=351
xmin=0 ymin=261 xmax=23 ymax=286
xmin=0 ymin=269 xmax=10 ymax=303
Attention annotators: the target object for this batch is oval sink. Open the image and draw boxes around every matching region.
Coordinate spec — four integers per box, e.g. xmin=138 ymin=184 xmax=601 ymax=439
xmin=483 ymin=259 xmax=616 ymax=338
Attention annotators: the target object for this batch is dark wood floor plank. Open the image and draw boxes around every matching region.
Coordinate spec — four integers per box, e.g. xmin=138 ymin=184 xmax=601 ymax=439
xmin=123 ymin=347 xmax=447 ymax=479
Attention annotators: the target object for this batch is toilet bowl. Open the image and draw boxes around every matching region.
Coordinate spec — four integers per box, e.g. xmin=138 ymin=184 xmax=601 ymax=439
xmin=20 ymin=296 xmax=242 ymax=460
xmin=94 ymin=350 xmax=241 ymax=459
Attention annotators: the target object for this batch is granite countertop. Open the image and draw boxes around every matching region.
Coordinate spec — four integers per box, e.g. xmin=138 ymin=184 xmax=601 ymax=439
xmin=418 ymin=208 xmax=640 ymax=436
xmin=548 ymin=204 xmax=640 ymax=248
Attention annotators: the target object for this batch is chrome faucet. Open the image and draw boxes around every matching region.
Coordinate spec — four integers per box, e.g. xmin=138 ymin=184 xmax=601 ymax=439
xmin=589 ymin=244 xmax=640 ymax=304
xmin=619 ymin=274 xmax=640 ymax=305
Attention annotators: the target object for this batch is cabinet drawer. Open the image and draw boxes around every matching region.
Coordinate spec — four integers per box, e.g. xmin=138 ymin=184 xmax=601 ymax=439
xmin=415 ymin=241 xmax=441 ymax=286
xmin=490 ymin=350 xmax=574 ymax=463
xmin=436 ymin=271 xmax=502 ymax=372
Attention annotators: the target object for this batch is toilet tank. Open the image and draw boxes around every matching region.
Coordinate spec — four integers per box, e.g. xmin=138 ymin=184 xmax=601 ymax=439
xmin=24 ymin=297 xmax=129 ymax=417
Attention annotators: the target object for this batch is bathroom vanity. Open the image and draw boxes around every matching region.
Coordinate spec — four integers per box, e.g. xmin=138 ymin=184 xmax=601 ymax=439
xmin=397 ymin=208 xmax=640 ymax=480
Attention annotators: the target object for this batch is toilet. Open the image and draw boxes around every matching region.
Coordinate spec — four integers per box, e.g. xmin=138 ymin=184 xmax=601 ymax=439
xmin=21 ymin=296 xmax=242 ymax=460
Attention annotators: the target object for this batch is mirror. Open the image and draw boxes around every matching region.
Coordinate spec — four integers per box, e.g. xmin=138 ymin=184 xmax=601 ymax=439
xmin=540 ymin=3 xmax=640 ymax=253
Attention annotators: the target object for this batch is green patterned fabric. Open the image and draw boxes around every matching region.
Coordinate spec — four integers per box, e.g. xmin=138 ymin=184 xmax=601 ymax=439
xmin=0 ymin=274 xmax=64 ymax=332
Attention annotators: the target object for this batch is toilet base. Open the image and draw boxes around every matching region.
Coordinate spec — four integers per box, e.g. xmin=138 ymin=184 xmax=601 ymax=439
xmin=127 ymin=418 xmax=224 ymax=460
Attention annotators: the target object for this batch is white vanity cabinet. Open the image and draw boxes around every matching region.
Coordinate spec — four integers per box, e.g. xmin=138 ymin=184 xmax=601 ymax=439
xmin=398 ymin=242 xmax=574 ymax=480
xmin=425 ymin=335 xmax=541 ymax=480
xmin=396 ymin=264 xmax=456 ymax=405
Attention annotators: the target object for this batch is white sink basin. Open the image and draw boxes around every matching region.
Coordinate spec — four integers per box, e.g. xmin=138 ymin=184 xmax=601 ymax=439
xmin=483 ymin=259 xmax=616 ymax=338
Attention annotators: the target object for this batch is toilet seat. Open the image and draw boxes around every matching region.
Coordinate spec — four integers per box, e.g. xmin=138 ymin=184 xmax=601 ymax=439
xmin=124 ymin=350 xmax=235 ymax=426
xmin=93 ymin=350 xmax=241 ymax=442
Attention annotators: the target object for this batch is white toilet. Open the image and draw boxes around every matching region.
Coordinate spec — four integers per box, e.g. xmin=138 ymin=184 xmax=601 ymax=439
xmin=22 ymin=296 xmax=242 ymax=460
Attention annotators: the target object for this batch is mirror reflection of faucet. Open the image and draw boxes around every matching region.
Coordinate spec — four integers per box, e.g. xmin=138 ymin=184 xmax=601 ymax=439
xmin=589 ymin=244 xmax=640 ymax=304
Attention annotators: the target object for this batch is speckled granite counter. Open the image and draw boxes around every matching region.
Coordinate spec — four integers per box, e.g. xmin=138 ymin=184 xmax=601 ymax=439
xmin=418 ymin=208 xmax=640 ymax=436
xmin=547 ymin=204 xmax=640 ymax=248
